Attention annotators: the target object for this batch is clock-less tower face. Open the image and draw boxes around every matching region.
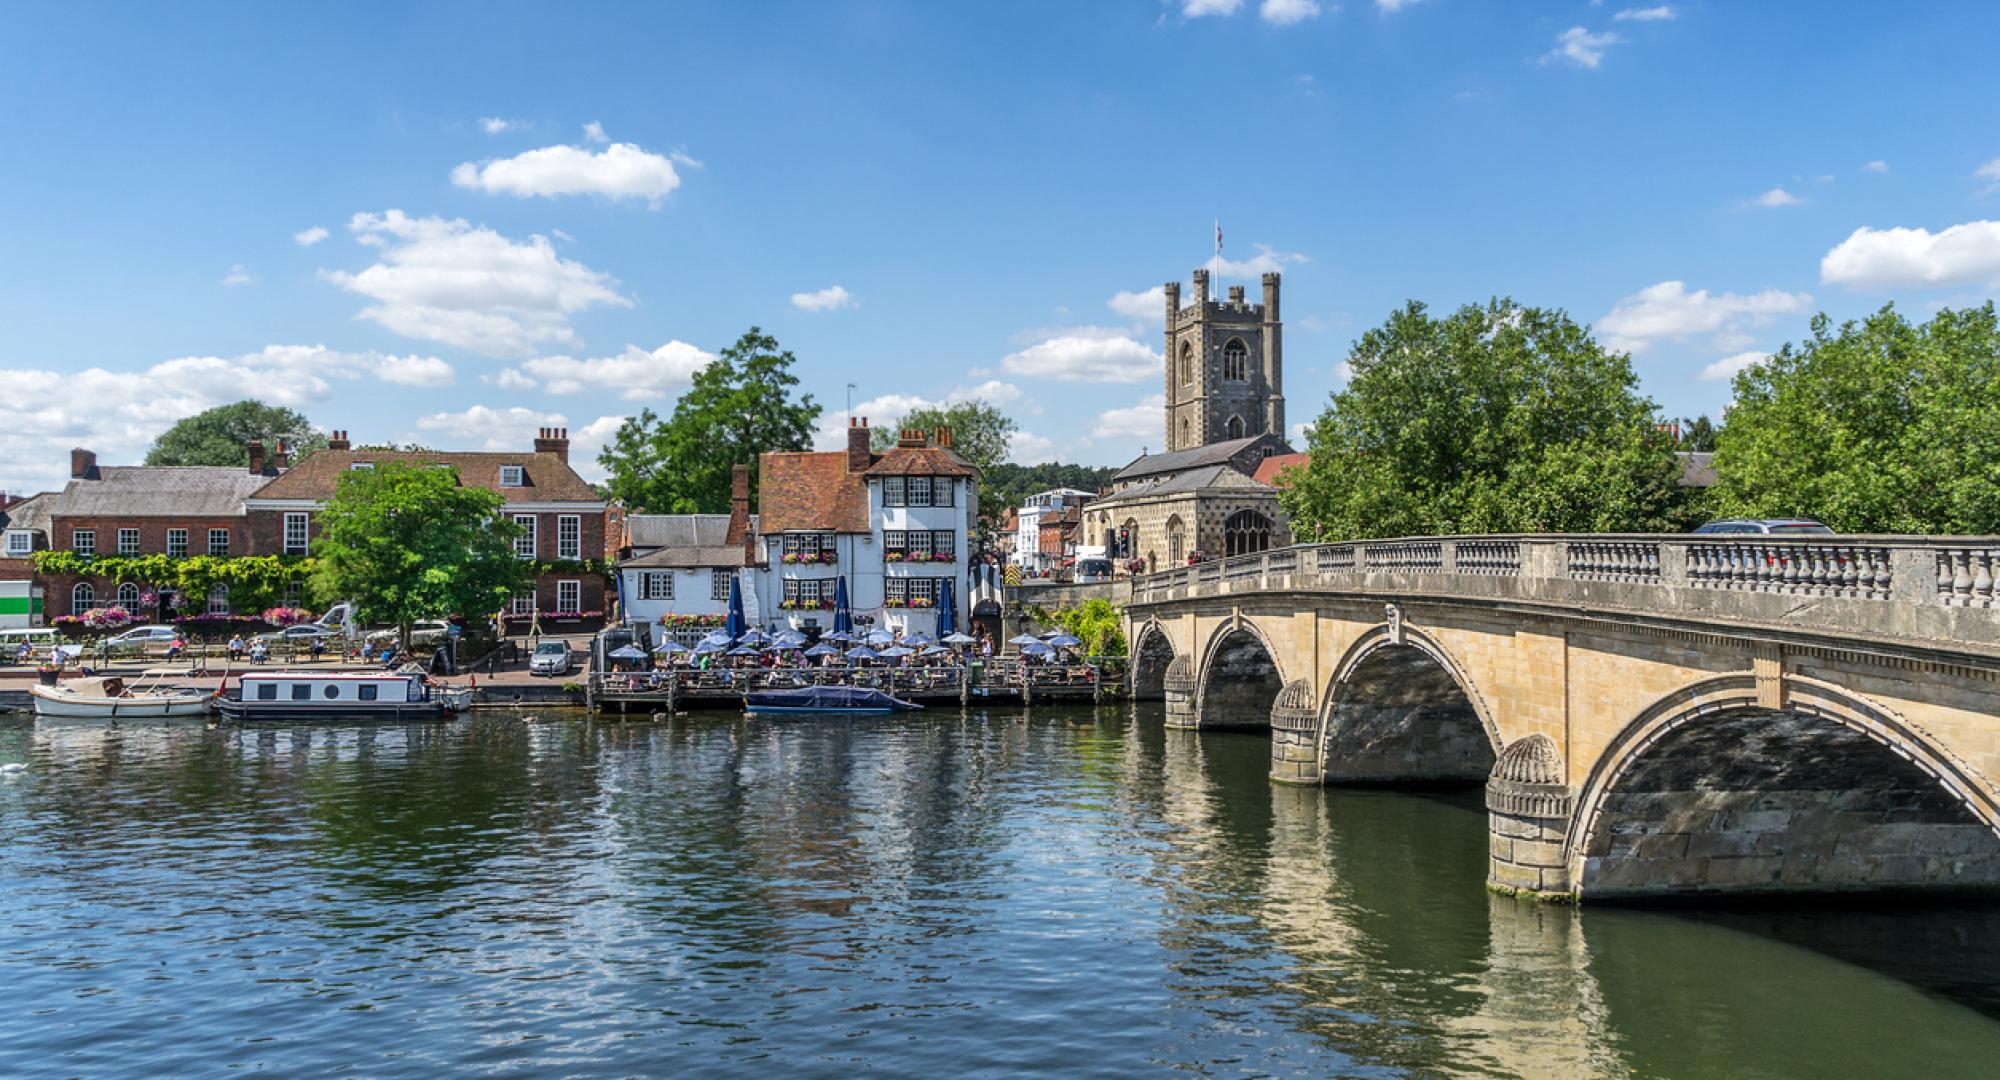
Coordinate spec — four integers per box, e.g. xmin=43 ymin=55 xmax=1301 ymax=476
xmin=1162 ymin=270 xmax=1284 ymax=451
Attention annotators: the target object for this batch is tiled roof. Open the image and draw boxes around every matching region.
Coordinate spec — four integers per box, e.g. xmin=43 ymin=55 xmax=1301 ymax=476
xmin=860 ymin=445 xmax=978 ymax=478
xmin=1110 ymin=433 xmax=1292 ymax=483
xmin=1089 ymin=465 xmax=1275 ymax=508
xmin=0 ymin=492 xmax=54 ymax=533
xmin=250 ymin=450 xmax=601 ymax=503
xmin=621 ymin=513 xmax=757 ymax=568
xmin=621 ymin=544 xmax=752 ymax=569
xmin=1252 ymin=452 xmax=1310 ymax=488
xmin=1677 ymin=451 xmax=1717 ymax=488
xmin=759 ymin=451 xmax=872 ymax=534
xmin=54 ymin=466 xmax=272 ymax=517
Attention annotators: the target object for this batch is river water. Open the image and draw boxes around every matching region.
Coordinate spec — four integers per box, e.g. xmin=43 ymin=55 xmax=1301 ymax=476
xmin=2 ymin=705 xmax=1998 ymax=1077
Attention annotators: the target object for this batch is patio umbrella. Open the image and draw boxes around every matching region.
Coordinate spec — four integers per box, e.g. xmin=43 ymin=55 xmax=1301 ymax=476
xmin=727 ymin=645 xmax=763 ymax=657
xmin=725 ymin=575 xmax=746 ymax=641
xmin=656 ymin=641 xmax=690 ymax=654
xmin=880 ymin=646 xmax=915 ymax=658
xmin=936 ymin=579 xmax=957 ymax=636
xmin=771 ymin=640 xmax=802 ymax=651
xmin=865 ymin=629 xmax=896 ymax=645
xmin=1021 ymin=642 xmax=1055 ymax=656
xmin=738 ymin=628 xmax=770 ymax=645
xmin=942 ymin=632 xmax=976 ymax=645
xmin=1046 ymin=633 xmax=1083 ymax=648
xmin=608 ymin=645 xmax=647 ymax=660
xmin=774 ymin=629 xmax=807 ymax=644
xmin=693 ymin=640 xmax=728 ymax=654
xmin=920 ymin=645 xmax=952 ymax=657
xmin=902 ymin=632 xmax=934 ymax=647
xmin=1008 ymin=633 xmax=1043 ymax=646
xmin=701 ymin=629 xmax=732 ymax=646
xmin=844 ymin=646 xmax=879 ymax=661
xmin=804 ymin=643 xmax=840 ymax=658
xmin=822 ymin=630 xmax=854 ymax=643
xmin=832 ymin=576 xmax=853 ymax=634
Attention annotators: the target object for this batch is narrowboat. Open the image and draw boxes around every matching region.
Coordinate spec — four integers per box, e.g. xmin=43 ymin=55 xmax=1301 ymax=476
xmin=31 ymin=669 xmax=217 ymax=721
xmin=217 ymin=670 xmax=473 ymax=721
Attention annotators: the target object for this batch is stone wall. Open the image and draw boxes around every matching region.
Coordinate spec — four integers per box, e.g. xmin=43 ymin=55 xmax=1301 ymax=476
xmin=1321 ymin=644 xmax=1496 ymax=783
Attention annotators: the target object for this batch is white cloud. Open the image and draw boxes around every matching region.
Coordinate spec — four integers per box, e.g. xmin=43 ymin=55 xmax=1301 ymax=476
xmin=1008 ymin=431 xmax=1058 ymax=462
xmin=1979 ymin=158 xmax=2000 ymax=190
xmin=0 ymin=345 xmax=446 ymax=493
xmin=1862 ymin=160 xmax=1890 ymax=173
xmin=1215 ymin=243 xmax=1309 ymax=278
xmin=1543 ymin=26 xmax=1623 ymax=68
xmin=450 ymin=137 xmax=684 ymax=206
xmin=500 ymin=340 xmax=715 ymax=400
xmin=493 ymin=368 xmax=538 ymax=392
xmin=1597 ymin=280 xmax=1813 ymax=353
xmin=949 ymin=379 xmax=1025 ymax=407
xmin=567 ymin=415 xmax=626 ymax=482
xmin=1288 ymin=421 xmax=1312 ymax=445
xmin=1260 ymin=0 xmax=1320 ymax=25
xmin=1377 ymin=0 xmax=1421 ymax=10
xmin=1751 ymin=187 xmax=1804 ymax=208
xmin=1108 ymin=285 xmax=1168 ymax=322
xmin=1699 ymin=351 xmax=1769 ymax=381
xmin=1613 ymin=5 xmax=1675 ymax=20
xmin=322 ymin=210 xmax=632 ymax=357
xmin=582 ymin=121 xmax=609 ymax=145
xmin=1183 ymin=0 xmax=1242 ymax=15
xmin=1002 ymin=331 xmax=1161 ymax=383
xmin=1820 ymin=220 xmax=2000 ymax=289
xmin=415 ymin=405 xmax=568 ymax=451
xmin=293 ymin=225 xmax=329 ymax=247
xmin=479 ymin=117 xmax=524 ymax=135
xmin=374 ymin=354 xmax=456 ymax=387
xmin=790 ymin=285 xmax=854 ymax=312
xmin=1093 ymin=395 xmax=1165 ymax=440
xmin=222 ymin=264 xmax=253 ymax=287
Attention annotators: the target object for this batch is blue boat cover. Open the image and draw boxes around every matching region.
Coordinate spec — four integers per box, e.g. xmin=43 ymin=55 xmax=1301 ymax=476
xmin=745 ymin=686 xmax=922 ymax=712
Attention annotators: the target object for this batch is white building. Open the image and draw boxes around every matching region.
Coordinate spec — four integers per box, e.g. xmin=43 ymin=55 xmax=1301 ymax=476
xmin=614 ymin=467 xmax=761 ymax=646
xmin=1012 ymin=487 xmax=1095 ymax=572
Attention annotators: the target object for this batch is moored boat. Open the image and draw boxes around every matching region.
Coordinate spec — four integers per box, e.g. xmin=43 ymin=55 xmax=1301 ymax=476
xmin=217 ymin=670 xmax=464 ymax=721
xmin=744 ymin=685 xmax=922 ymax=716
xmin=31 ymin=670 xmax=217 ymax=721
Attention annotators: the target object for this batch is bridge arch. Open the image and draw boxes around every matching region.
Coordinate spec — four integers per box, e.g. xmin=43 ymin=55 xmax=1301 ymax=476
xmin=1130 ymin=619 xmax=1176 ymax=700
xmin=1566 ymin=674 xmax=2000 ymax=899
xmin=1180 ymin=616 xmax=1286 ymax=731
xmin=1310 ymin=621 xmax=1501 ymax=784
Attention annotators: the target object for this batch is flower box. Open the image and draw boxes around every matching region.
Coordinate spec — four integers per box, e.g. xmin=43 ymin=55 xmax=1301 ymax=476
xmin=885 ymin=553 xmax=905 ymax=563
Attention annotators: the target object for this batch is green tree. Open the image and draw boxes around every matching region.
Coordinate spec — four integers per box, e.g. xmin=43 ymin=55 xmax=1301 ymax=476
xmin=1280 ymin=298 xmax=1693 ymax=540
xmin=874 ymin=399 xmax=1019 ymax=535
xmin=1673 ymin=414 xmax=1720 ymax=452
xmin=1711 ymin=304 xmax=2000 ymax=533
xmin=1050 ymin=598 xmax=1127 ymax=657
xmin=981 ymin=462 xmax=1119 ymax=510
xmin=146 ymin=400 xmax=328 ymax=466
xmin=307 ymin=463 xmax=528 ymax=645
xmin=597 ymin=328 xmax=821 ymax=512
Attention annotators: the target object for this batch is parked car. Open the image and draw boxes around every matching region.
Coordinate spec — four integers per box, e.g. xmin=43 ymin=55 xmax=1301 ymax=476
xmin=101 ymin=625 xmax=181 ymax=656
xmin=1073 ymin=558 xmax=1114 ymax=584
xmin=365 ymin=620 xmax=450 ymax=647
xmin=1693 ymin=518 xmax=1834 ymax=535
xmin=528 ymin=640 xmax=573 ymax=677
xmin=256 ymin=624 xmax=344 ymax=645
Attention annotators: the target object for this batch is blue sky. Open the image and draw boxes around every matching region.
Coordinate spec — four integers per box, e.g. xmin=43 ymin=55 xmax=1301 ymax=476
xmin=3 ymin=1 xmax=1998 ymax=493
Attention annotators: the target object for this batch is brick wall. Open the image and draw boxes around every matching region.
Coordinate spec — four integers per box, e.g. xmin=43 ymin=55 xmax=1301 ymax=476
xmin=56 ymin=516 xmax=247 ymax=557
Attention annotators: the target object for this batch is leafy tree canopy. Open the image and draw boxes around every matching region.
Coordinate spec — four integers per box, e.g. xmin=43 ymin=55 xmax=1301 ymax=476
xmin=1672 ymin=414 xmax=1720 ymax=452
xmin=145 ymin=400 xmax=328 ymax=466
xmin=1279 ymin=298 xmax=1694 ymax=540
xmin=982 ymin=462 xmax=1120 ymax=512
xmin=598 ymin=328 xmax=821 ymax=513
xmin=1711 ymin=303 xmax=2000 ymax=533
xmin=307 ymin=462 xmax=528 ymax=643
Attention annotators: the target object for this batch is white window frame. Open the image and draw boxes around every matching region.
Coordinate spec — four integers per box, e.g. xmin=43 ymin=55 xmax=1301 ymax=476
xmin=932 ymin=530 xmax=955 ymax=560
xmin=934 ymin=479 xmax=954 ymax=507
xmin=882 ymin=476 xmax=904 ymax=507
xmin=513 ymin=515 xmax=537 ymax=560
xmin=557 ymin=514 xmax=581 ymax=560
xmin=500 ymin=465 xmax=525 ymax=487
xmin=510 ymin=589 xmax=536 ymax=615
xmin=208 ymin=529 xmax=230 ymax=556
xmin=907 ymin=530 xmax=932 ymax=559
xmin=283 ymin=581 xmax=303 ymax=607
xmin=905 ymin=476 xmax=932 ymax=507
xmin=207 ymin=584 xmax=230 ymax=616
xmin=73 ymin=529 xmax=94 ymax=556
xmin=116 ymin=582 xmax=141 ymax=611
xmin=283 ymin=513 xmax=309 ymax=555
xmin=166 ymin=528 xmax=188 ymax=558
xmin=556 ymin=579 xmax=580 ymax=614
xmin=72 ymin=582 xmax=93 ymax=611
xmin=117 ymin=528 xmax=140 ymax=555
xmin=4 ymin=531 xmax=28 ymax=556
xmin=712 ymin=569 xmax=733 ymax=601
xmin=640 ymin=571 xmax=673 ymax=601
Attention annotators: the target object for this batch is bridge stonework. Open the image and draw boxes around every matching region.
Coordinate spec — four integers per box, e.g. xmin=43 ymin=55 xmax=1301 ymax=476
xmin=1125 ymin=535 xmax=2000 ymax=902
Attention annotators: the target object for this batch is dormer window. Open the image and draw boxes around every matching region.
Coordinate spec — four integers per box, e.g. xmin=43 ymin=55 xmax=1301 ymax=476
xmin=350 ymin=462 xmax=374 ymax=471
xmin=500 ymin=465 xmax=525 ymax=487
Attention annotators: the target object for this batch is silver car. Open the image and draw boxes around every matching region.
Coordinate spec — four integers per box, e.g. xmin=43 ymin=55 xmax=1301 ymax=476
xmin=528 ymin=640 xmax=573 ymax=677
xmin=1693 ymin=518 xmax=1833 ymax=535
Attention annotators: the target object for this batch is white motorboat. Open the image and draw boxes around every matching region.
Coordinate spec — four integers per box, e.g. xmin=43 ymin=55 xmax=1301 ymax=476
xmin=217 ymin=669 xmax=470 ymax=721
xmin=31 ymin=669 xmax=217 ymax=721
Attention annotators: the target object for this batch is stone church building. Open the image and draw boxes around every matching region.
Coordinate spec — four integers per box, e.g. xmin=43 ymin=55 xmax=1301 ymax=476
xmin=1083 ymin=269 xmax=1298 ymax=572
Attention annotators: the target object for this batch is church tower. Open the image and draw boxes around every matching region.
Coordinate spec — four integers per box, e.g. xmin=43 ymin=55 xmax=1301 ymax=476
xmin=1162 ymin=269 xmax=1283 ymax=451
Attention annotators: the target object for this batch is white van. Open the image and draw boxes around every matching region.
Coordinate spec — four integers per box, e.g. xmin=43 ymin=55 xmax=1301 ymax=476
xmin=0 ymin=627 xmax=65 ymax=662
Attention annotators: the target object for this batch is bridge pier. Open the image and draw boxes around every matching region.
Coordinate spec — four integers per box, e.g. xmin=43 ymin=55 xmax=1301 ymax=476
xmin=1270 ymin=681 xmax=1319 ymax=784
xmin=1486 ymin=736 xmax=1576 ymax=899
xmin=1163 ymin=656 xmax=1198 ymax=729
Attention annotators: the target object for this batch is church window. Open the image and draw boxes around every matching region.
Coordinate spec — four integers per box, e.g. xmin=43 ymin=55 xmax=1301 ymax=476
xmin=1180 ymin=417 xmax=1190 ymax=448
xmin=1223 ymin=509 xmax=1273 ymax=557
xmin=1226 ymin=415 xmax=1244 ymax=440
xmin=1179 ymin=340 xmax=1194 ymax=385
xmin=1222 ymin=338 xmax=1248 ymax=381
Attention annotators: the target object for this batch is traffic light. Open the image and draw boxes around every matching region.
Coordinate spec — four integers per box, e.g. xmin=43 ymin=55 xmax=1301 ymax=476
xmin=1117 ymin=528 xmax=1130 ymax=559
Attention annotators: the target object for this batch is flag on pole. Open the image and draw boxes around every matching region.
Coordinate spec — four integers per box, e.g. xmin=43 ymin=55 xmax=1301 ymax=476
xmin=1215 ymin=219 xmax=1222 ymax=257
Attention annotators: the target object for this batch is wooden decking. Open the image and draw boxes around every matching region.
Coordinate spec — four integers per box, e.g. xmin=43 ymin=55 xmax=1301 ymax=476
xmin=587 ymin=662 xmax=1107 ymax=713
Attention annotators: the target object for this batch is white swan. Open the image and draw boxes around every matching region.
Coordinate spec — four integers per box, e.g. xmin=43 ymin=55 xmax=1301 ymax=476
xmin=0 ymin=762 xmax=27 ymax=775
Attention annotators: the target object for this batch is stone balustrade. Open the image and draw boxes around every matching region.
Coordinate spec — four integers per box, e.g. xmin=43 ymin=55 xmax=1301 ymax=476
xmin=1131 ymin=533 xmax=2000 ymax=658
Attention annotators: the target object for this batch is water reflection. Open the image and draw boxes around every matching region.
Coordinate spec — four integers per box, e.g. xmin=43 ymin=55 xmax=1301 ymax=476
xmin=1 ymin=706 xmax=1999 ymax=1077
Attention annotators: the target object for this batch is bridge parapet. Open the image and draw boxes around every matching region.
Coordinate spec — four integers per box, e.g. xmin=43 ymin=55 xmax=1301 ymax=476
xmin=1132 ymin=534 xmax=2000 ymax=659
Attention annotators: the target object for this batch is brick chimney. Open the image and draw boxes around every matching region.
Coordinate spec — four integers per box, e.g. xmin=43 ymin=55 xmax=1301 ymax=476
xmin=327 ymin=429 xmax=350 ymax=451
xmin=847 ymin=417 xmax=872 ymax=472
xmin=247 ymin=439 xmax=265 ymax=475
xmin=70 ymin=448 xmax=97 ymax=480
xmin=726 ymin=464 xmax=755 ymax=563
xmin=534 ymin=426 xmax=570 ymax=463
xmin=271 ymin=440 xmax=289 ymax=470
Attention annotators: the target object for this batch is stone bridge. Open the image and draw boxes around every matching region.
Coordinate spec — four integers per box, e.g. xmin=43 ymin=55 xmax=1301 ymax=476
xmin=1122 ymin=535 xmax=2000 ymax=902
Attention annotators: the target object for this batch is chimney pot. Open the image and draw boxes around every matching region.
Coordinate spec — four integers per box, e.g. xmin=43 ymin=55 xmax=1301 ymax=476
xmin=847 ymin=416 xmax=873 ymax=472
xmin=70 ymin=448 xmax=97 ymax=480
xmin=533 ymin=426 xmax=571 ymax=463
xmin=272 ymin=440 xmax=289 ymax=470
xmin=246 ymin=440 xmax=265 ymax=476
xmin=327 ymin=430 xmax=351 ymax=452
